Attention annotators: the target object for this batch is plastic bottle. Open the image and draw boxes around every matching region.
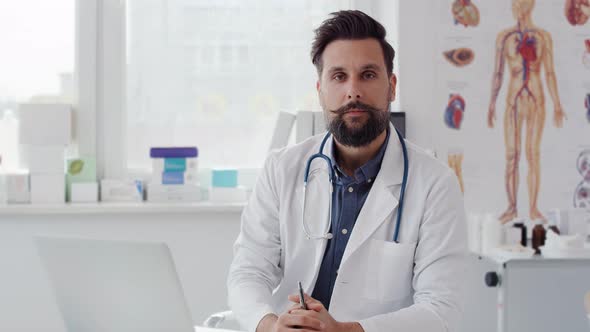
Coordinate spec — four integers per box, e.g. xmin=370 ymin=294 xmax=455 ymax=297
xmin=531 ymin=220 xmax=546 ymax=254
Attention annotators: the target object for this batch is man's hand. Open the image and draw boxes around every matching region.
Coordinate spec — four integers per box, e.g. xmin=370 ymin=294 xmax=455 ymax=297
xmin=255 ymin=314 xmax=278 ymax=332
xmin=255 ymin=310 xmax=324 ymax=332
xmin=285 ymin=293 xmax=364 ymax=332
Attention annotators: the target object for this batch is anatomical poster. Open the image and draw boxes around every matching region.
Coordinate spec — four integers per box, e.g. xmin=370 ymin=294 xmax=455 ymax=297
xmin=433 ymin=0 xmax=590 ymax=222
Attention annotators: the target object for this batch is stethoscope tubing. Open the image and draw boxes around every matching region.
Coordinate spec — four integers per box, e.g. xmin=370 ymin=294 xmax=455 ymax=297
xmin=302 ymin=127 xmax=408 ymax=243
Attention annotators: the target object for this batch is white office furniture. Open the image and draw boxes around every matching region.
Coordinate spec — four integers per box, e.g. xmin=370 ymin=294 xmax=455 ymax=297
xmin=462 ymin=252 xmax=590 ymax=332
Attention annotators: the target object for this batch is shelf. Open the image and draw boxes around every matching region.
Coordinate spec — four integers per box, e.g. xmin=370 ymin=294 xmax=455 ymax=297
xmin=0 ymin=201 xmax=246 ymax=216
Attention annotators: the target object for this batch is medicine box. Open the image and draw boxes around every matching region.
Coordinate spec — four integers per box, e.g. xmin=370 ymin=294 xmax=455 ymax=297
xmin=25 ymin=145 xmax=65 ymax=173
xmin=152 ymin=171 xmax=198 ymax=185
xmin=209 ymin=186 xmax=247 ymax=203
xmin=147 ymin=184 xmax=201 ymax=203
xmin=211 ymin=169 xmax=238 ymax=188
xmin=19 ymin=103 xmax=72 ymax=146
xmin=150 ymin=147 xmax=198 ymax=158
xmin=5 ymin=171 xmax=30 ymax=204
xmin=30 ymin=173 xmax=65 ymax=204
xmin=100 ymin=179 xmax=143 ymax=202
xmin=66 ymin=157 xmax=96 ymax=201
xmin=152 ymin=158 xmax=198 ymax=173
xmin=71 ymin=182 xmax=99 ymax=203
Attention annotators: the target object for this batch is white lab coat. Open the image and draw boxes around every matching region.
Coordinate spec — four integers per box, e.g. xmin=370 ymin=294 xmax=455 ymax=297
xmin=228 ymin=123 xmax=468 ymax=332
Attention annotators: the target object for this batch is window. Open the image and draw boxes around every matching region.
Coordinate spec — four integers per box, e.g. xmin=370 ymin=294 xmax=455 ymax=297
xmin=125 ymin=0 xmax=352 ymax=170
xmin=0 ymin=0 xmax=75 ymax=171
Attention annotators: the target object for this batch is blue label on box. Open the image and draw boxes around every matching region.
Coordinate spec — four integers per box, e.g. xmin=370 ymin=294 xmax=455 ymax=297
xmin=212 ymin=169 xmax=238 ymax=188
xmin=164 ymin=158 xmax=186 ymax=172
xmin=162 ymin=172 xmax=185 ymax=185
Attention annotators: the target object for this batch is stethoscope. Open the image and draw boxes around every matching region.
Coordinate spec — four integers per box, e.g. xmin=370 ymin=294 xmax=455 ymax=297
xmin=301 ymin=127 xmax=409 ymax=243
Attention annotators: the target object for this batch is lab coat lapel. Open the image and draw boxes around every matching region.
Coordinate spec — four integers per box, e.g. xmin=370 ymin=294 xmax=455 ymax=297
xmin=300 ymin=136 xmax=334 ymax=283
xmin=340 ymin=124 xmax=405 ymax=265
xmin=294 ymin=183 xmax=329 ymax=292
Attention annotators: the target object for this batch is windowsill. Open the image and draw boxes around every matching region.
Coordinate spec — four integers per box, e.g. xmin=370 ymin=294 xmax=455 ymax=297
xmin=0 ymin=201 xmax=246 ymax=216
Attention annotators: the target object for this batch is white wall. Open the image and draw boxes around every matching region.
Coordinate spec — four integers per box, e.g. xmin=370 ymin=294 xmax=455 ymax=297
xmin=395 ymin=1 xmax=438 ymax=149
xmin=370 ymin=1 xmax=438 ymax=149
xmin=0 ymin=206 xmax=242 ymax=331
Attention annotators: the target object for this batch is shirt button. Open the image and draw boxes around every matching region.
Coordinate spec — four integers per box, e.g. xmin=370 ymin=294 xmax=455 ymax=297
xmin=348 ymin=187 xmax=354 ymax=193
xmin=342 ymin=228 xmax=348 ymax=235
xmin=367 ymin=178 xmax=372 ymax=183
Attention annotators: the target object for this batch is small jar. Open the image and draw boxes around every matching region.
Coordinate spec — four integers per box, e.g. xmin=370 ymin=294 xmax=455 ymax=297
xmin=531 ymin=221 xmax=546 ymax=254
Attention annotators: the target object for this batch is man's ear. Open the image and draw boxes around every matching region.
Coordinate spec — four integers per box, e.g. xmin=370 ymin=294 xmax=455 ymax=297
xmin=316 ymin=80 xmax=321 ymax=93
xmin=389 ymin=74 xmax=397 ymax=102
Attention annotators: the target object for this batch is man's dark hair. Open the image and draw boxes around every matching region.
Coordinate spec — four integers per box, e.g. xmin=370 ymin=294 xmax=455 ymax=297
xmin=311 ymin=10 xmax=395 ymax=76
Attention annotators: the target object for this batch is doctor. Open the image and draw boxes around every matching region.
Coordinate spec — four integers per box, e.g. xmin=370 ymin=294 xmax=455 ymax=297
xmin=228 ymin=10 xmax=467 ymax=332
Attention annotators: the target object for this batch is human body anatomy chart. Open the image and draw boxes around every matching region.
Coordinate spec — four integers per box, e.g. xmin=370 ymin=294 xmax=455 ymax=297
xmin=434 ymin=0 xmax=590 ymax=221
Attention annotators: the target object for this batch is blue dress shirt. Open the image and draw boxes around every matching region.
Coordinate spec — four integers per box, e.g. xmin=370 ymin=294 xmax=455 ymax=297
xmin=311 ymin=129 xmax=390 ymax=309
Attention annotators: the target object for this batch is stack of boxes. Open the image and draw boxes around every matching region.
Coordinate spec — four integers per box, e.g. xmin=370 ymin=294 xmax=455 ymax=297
xmin=19 ymin=103 xmax=71 ymax=204
xmin=147 ymin=147 xmax=201 ymax=203
xmin=67 ymin=157 xmax=98 ymax=203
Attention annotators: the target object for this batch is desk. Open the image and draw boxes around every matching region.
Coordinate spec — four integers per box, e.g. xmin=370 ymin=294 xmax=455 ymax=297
xmin=461 ymin=253 xmax=590 ymax=332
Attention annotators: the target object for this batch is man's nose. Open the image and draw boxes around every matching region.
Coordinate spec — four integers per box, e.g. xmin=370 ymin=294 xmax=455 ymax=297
xmin=346 ymin=79 xmax=362 ymax=100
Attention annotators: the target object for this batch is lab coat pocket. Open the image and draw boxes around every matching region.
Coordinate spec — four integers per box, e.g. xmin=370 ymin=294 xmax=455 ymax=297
xmin=362 ymin=239 xmax=416 ymax=302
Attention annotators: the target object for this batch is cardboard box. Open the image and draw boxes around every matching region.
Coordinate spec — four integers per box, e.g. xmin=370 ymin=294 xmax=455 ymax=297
xmin=211 ymin=169 xmax=238 ymax=188
xmin=147 ymin=184 xmax=201 ymax=203
xmin=25 ymin=145 xmax=65 ymax=173
xmin=66 ymin=157 xmax=96 ymax=201
xmin=100 ymin=179 xmax=143 ymax=202
xmin=30 ymin=173 xmax=65 ymax=204
xmin=5 ymin=171 xmax=30 ymax=204
xmin=152 ymin=157 xmax=198 ymax=173
xmin=18 ymin=103 xmax=71 ymax=145
xmin=151 ymin=171 xmax=198 ymax=185
xmin=209 ymin=186 xmax=247 ymax=203
xmin=71 ymin=182 xmax=99 ymax=203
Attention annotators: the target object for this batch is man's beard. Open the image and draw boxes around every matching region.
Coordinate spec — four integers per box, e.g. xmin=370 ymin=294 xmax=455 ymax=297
xmin=327 ymin=100 xmax=390 ymax=147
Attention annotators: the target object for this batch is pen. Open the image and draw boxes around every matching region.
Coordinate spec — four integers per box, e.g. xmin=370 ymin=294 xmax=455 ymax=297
xmin=298 ymin=281 xmax=308 ymax=310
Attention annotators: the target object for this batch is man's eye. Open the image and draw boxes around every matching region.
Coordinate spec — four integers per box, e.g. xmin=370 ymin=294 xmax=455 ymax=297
xmin=333 ymin=73 xmax=346 ymax=81
xmin=363 ymin=72 xmax=376 ymax=79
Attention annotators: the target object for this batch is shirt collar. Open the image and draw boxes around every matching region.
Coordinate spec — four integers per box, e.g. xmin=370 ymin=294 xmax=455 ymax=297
xmin=329 ymin=128 xmax=390 ymax=184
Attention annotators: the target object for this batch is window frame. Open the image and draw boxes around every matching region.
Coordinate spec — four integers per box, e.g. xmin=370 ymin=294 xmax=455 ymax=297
xmin=77 ymin=0 xmax=126 ymax=180
xmin=82 ymin=0 xmax=397 ymax=181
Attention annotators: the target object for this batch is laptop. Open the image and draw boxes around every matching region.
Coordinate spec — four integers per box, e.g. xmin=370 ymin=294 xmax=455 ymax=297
xmin=35 ymin=237 xmax=195 ymax=332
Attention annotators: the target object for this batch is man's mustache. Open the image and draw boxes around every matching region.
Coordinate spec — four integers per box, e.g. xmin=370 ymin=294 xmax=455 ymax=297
xmin=331 ymin=101 xmax=379 ymax=115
